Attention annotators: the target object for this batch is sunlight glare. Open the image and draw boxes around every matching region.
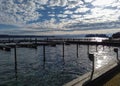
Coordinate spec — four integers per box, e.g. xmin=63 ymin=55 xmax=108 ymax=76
xmin=95 ymin=37 xmax=102 ymax=42
xmin=96 ymin=60 xmax=102 ymax=69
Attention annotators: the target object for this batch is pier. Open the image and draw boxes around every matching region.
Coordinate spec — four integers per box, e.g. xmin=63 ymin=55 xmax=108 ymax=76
xmin=0 ymin=45 xmax=11 ymax=51
xmin=1 ymin=37 xmax=120 ymax=86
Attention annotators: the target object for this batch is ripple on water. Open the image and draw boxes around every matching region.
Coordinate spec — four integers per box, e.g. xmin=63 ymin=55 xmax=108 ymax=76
xmin=0 ymin=45 xmax=117 ymax=86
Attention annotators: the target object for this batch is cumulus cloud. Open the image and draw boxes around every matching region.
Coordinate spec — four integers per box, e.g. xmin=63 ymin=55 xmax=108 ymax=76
xmin=74 ymin=7 xmax=89 ymax=13
xmin=58 ymin=14 xmax=68 ymax=18
xmin=92 ymin=0 xmax=116 ymax=6
xmin=64 ymin=10 xmax=73 ymax=14
xmin=0 ymin=0 xmax=120 ymax=33
xmin=34 ymin=0 xmax=48 ymax=5
xmin=0 ymin=0 xmax=40 ymax=25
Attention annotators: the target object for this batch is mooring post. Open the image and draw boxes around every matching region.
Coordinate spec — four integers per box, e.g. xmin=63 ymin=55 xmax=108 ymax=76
xmin=96 ymin=45 xmax=98 ymax=52
xmin=114 ymin=48 xmax=119 ymax=63
xmin=35 ymin=38 xmax=37 ymax=44
xmin=46 ymin=37 xmax=48 ymax=42
xmin=13 ymin=38 xmax=14 ymax=42
xmin=77 ymin=43 xmax=79 ymax=58
xmin=24 ymin=38 xmax=25 ymax=42
xmin=63 ymin=42 xmax=65 ymax=64
xmin=87 ymin=45 xmax=89 ymax=55
xmin=103 ymin=45 xmax=104 ymax=51
xmin=43 ymin=45 xmax=46 ymax=69
xmin=30 ymin=37 xmax=31 ymax=42
xmin=14 ymin=45 xmax=18 ymax=81
xmin=88 ymin=54 xmax=95 ymax=80
xmin=8 ymin=37 xmax=10 ymax=43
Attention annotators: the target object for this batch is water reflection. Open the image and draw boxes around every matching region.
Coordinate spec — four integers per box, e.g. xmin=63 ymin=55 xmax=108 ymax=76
xmin=0 ymin=44 xmax=119 ymax=86
xmin=93 ymin=46 xmax=116 ymax=69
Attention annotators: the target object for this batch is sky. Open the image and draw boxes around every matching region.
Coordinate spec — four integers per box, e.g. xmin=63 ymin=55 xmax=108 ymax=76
xmin=0 ymin=0 xmax=120 ymax=35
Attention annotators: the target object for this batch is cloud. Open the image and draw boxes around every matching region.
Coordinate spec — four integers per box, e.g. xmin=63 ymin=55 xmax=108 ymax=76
xmin=34 ymin=0 xmax=48 ymax=5
xmin=0 ymin=0 xmax=120 ymax=35
xmin=0 ymin=0 xmax=40 ymax=25
xmin=74 ymin=7 xmax=90 ymax=13
xmin=64 ymin=10 xmax=73 ymax=14
xmin=92 ymin=0 xmax=116 ymax=7
xmin=58 ymin=14 xmax=68 ymax=18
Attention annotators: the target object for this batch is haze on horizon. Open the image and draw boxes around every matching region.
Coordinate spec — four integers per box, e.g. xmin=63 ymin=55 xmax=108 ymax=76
xmin=0 ymin=0 xmax=120 ymax=35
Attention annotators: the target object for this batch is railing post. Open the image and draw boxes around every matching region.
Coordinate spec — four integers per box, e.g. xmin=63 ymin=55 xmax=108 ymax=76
xmin=114 ymin=48 xmax=119 ymax=63
xmin=88 ymin=54 xmax=95 ymax=80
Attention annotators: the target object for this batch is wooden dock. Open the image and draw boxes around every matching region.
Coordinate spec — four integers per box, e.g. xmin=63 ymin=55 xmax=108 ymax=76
xmin=0 ymin=37 xmax=120 ymax=46
xmin=0 ymin=45 xmax=11 ymax=51
xmin=1 ymin=37 xmax=120 ymax=86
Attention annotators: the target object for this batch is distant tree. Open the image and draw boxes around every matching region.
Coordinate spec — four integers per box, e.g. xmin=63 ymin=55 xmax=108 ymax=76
xmin=85 ymin=34 xmax=108 ymax=38
xmin=0 ymin=35 xmax=9 ymax=38
xmin=112 ymin=32 xmax=120 ymax=38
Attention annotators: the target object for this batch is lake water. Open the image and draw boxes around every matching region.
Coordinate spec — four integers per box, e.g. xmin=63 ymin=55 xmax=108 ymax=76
xmin=0 ymin=44 xmax=119 ymax=86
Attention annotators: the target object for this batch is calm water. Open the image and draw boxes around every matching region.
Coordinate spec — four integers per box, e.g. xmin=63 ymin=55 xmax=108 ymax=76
xmin=0 ymin=44 xmax=119 ymax=86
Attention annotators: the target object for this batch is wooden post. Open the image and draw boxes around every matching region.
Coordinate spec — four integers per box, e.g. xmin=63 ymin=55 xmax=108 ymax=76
xmin=14 ymin=45 xmax=18 ymax=81
xmin=46 ymin=37 xmax=48 ymax=42
xmin=24 ymin=38 xmax=25 ymax=42
xmin=87 ymin=45 xmax=89 ymax=55
xmin=114 ymin=48 xmax=119 ymax=63
xmin=91 ymin=57 xmax=94 ymax=80
xmin=88 ymin=54 xmax=94 ymax=80
xmin=63 ymin=42 xmax=65 ymax=64
xmin=43 ymin=45 xmax=46 ymax=69
xmin=103 ymin=46 xmax=105 ymax=51
xmin=96 ymin=45 xmax=98 ymax=52
xmin=77 ymin=44 xmax=79 ymax=58
xmin=8 ymin=37 xmax=10 ymax=43
xmin=13 ymin=38 xmax=14 ymax=42
xmin=30 ymin=37 xmax=31 ymax=42
xmin=35 ymin=38 xmax=37 ymax=44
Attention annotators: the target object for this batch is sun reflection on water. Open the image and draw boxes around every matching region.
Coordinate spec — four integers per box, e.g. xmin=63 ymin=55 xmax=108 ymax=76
xmin=94 ymin=46 xmax=116 ymax=69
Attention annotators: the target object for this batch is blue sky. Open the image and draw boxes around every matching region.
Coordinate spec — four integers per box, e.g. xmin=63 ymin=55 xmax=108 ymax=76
xmin=0 ymin=0 xmax=120 ymax=35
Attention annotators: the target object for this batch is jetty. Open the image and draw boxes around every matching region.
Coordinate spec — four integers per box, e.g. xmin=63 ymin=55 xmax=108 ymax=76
xmin=1 ymin=36 xmax=120 ymax=86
